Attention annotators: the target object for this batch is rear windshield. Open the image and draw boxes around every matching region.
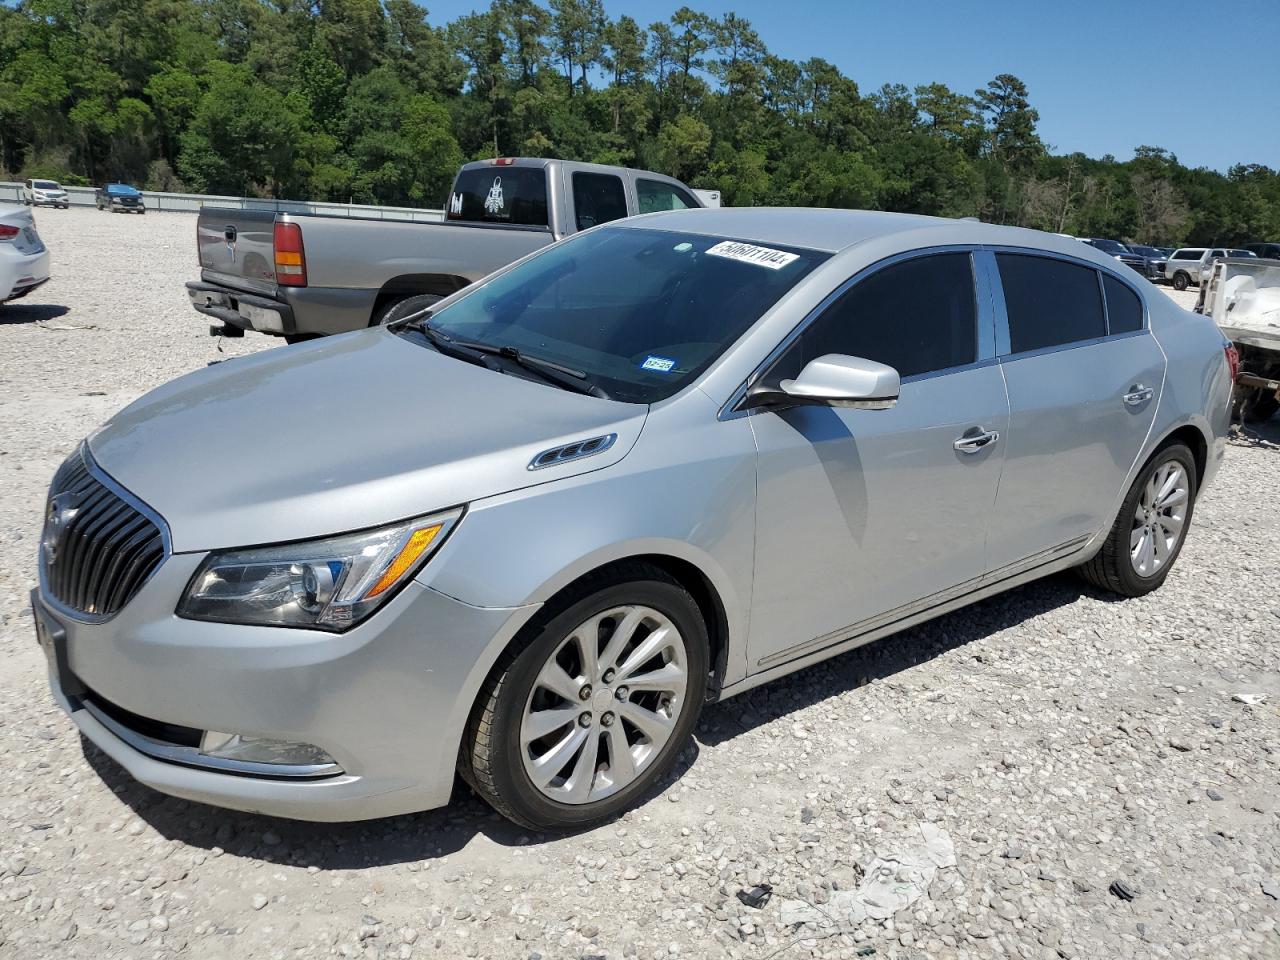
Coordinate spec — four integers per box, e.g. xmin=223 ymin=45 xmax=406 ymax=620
xmin=417 ymin=227 xmax=829 ymax=403
xmin=446 ymin=166 xmax=548 ymax=227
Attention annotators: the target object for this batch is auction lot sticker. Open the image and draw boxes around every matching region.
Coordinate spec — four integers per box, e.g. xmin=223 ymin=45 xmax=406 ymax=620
xmin=706 ymin=240 xmax=799 ymax=270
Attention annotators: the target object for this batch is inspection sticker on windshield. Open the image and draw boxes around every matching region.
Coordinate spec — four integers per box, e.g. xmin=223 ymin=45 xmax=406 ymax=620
xmin=705 ymin=240 xmax=799 ymax=270
xmin=640 ymin=355 xmax=676 ymax=373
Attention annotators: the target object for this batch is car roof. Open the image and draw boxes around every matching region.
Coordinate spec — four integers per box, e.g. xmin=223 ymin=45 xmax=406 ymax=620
xmin=613 ymin=206 xmax=1122 ymax=260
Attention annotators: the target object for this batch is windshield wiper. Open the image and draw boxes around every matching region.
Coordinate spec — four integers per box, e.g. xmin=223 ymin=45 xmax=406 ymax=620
xmin=487 ymin=345 xmax=612 ymax=400
xmin=395 ymin=313 xmax=610 ymax=399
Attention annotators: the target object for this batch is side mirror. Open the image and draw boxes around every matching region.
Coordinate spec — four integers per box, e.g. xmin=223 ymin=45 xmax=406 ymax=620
xmin=745 ymin=354 xmax=900 ymax=411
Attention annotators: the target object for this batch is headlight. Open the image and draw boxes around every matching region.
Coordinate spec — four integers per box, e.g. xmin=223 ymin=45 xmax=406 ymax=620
xmin=178 ymin=509 xmax=462 ymax=631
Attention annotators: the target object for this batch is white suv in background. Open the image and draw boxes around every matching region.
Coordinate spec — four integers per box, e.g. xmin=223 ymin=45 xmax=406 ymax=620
xmin=22 ymin=179 xmax=70 ymax=209
xmin=1165 ymin=248 xmax=1207 ymax=290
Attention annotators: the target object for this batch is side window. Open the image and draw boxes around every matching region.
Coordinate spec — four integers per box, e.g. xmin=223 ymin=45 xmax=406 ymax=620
xmin=997 ymin=254 xmax=1105 ymax=354
xmin=572 ymin=172 xmax=628 ymax=231
xmin=636 ymin=178 xmax=698 ymax=214
xmin=768 ymin=253 xmax=978 ymax=383
xmin=1102 ymin=274 xmax=1143 ymax=334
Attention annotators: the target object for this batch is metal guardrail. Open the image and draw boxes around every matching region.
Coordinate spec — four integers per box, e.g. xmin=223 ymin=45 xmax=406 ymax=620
xmin=0 ymin=182 xmax=444 ymax=221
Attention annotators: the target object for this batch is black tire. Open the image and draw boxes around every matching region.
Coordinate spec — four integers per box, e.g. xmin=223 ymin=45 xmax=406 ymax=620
xmin=1172 ymin=271 xmax=1189 ymax=291
xmin=375 ymin=293 xmax=442 ymax=327
xmin=462 ymin=563 xmax=709 ymax=831
xmin=1077 ymin=442 xmax=1197 ymax=597
xmin=283 ymin=333 xmax=320 ymax=345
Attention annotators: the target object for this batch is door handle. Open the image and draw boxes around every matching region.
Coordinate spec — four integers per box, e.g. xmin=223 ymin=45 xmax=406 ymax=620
xmin=1123 ymin=385 xmax=1154 ymax=406
xmin=953 ymin=428 xmax=1000 ymax=453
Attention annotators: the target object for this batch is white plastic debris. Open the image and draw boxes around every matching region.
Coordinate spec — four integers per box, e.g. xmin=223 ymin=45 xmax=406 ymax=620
xmin=1232 ymin=693 xmax=1267 ymax=706
xmin=779 ymin=822 xmax=956 ymax=928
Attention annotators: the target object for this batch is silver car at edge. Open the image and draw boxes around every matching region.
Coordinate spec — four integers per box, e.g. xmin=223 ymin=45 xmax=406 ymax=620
xmin=33 ymin=208 xmax=1233 ymax=829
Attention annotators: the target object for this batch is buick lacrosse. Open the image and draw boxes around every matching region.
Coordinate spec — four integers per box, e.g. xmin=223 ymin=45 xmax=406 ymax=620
xmin=34 ymin=208 xmax=1232 ymax=829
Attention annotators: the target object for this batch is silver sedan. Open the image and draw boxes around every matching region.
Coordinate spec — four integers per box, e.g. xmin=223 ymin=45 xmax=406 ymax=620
xmin=34 ymin=208 xmax=1232 ymax=829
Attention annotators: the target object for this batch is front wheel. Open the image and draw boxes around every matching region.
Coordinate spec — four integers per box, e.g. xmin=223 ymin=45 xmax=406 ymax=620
xmin=1078 ymin=443 xmax=1197 ymax=597
xmin=1172 ymin=272 xmax=1189 ymax=291
xmin=462 ymin=565 xmax=708 ymax=830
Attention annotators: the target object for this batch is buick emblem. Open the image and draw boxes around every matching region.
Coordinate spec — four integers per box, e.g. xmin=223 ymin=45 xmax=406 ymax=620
xmin=42 ymin=493 xmax=81 ymax=565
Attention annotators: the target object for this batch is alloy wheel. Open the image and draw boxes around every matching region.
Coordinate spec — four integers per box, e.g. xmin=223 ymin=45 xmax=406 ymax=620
xmin=520 ymin=605 xmax=688 ymax=804
xmin=1130 ymin=459 xmax=1189 ymax=577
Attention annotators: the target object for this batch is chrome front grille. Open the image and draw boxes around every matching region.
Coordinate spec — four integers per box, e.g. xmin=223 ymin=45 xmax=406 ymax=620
xmin=41 ymin=448 xmax=165 ymax=619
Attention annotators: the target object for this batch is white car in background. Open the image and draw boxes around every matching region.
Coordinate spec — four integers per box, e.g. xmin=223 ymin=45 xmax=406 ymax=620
xmin=0 ymin=204 xmax=51 ymax=305
xmin=22 ymin=179 xmax=70 ymax=209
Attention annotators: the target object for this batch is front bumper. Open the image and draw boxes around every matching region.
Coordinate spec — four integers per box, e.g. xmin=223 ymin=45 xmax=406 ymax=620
xmin=34 ymin=553 xmax=538 ymax=821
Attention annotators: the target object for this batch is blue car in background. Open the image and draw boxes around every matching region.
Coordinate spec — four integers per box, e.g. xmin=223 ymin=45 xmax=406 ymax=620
xmin=96 ymin=183 xmax=145 ymax=214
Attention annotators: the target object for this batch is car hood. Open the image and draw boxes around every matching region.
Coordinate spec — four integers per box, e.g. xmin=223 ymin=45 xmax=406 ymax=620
xmin=88 ymin=330 xmax=648 ymax=552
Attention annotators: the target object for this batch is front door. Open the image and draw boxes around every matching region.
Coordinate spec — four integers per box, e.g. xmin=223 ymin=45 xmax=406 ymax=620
xmin=745 ymin=251 xmax=1009 ymax=672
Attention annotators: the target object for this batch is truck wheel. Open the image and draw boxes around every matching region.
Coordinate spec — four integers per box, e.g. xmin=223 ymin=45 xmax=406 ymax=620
xmin=376 ymin=294 xmax=443 ymax=327
xmin=1077 ymin=442 xmax=1197 ymax=598
xmin=1172 ymin=272 xmax=1189 ymax=291
xmin=461 ymin=563 xmax=708 ymax=831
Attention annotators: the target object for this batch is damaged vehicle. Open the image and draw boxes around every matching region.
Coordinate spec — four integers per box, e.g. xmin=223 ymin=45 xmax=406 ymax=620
xmin=1197 ymin=254 xmax=1280 ymax=422
xmin=36 ymin=209 xmax=1231 ymax=829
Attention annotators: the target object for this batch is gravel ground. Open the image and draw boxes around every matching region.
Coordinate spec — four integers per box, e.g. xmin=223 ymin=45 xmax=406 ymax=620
xmin=1 ymin=208 xmax=1278 ymax=960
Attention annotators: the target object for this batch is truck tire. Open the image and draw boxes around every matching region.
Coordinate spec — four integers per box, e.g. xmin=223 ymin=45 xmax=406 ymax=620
xmin=1172 ymin=272 xmax=1190 ymax=291
xmin=375 ymin=293 xmax=443 ymax=327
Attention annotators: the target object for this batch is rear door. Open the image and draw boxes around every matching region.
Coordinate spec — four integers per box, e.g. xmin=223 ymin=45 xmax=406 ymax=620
xmin=983 ymin=251 xmax=1164 ymax=574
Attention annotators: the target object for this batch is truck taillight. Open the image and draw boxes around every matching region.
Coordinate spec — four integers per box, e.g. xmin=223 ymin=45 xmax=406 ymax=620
xmin=273 ymin=221 xmax=307 ymax=287
xmin=1225 ymin=342 xmax=1241 ymax=382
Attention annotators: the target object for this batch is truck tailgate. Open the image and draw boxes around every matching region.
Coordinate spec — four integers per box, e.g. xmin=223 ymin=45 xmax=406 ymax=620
xmin=197 ymin=208 xmax=278 ymax=296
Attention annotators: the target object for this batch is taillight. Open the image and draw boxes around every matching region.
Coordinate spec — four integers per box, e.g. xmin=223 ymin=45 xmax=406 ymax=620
xmin=0 ymin=224 xmax=19 ymax=241
xmin=1225 ymin=342 xmax=1241 ymax=382
xmin=273 ymin=221 xmax=307 ymax=287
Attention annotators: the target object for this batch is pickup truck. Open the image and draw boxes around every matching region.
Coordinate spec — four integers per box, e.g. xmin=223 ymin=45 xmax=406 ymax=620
xmin=186 ymin=158 xmax=705 ymax=342
xmin=1197 ymin=255 xmax=1280 ymax=423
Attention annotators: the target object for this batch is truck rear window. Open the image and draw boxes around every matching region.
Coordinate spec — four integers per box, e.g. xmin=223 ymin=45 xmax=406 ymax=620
xmin=447 ymin=167 xmax=548 ymax=227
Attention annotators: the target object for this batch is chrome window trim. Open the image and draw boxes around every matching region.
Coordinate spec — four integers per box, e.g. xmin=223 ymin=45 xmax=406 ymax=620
xmin=37 ymin=443 xmax=173 ymax=626
xmin=720 ymin=245 xmax=986 ymax=420
xmin=983 ymin=244 xmax=1152 ymax=363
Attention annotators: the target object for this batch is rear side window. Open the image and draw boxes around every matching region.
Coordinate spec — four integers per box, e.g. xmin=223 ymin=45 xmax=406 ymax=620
xmin=636 ymin=179 xmax=698 ymax=214
xmin=1172 ymin=249 xmax=1203 ymax=260
xmin=447 ymin=167 xmax=549 ymax=226
xmin=572 ymin=172 xmax=628 ymax=231
xmin=997 ymin=254 xmax=1105 ymax=354
xmin=770 ymin=253 xmax=977 ymax=382
xmin=1103 ymin=274 xmax=1143 ymax=334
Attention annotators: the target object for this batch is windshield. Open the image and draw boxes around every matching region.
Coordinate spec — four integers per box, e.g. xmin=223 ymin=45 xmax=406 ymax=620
xmin=1129 ymin=245 xmax=1159 ymax=257
xmin=446 ymin=166 xmax=548 ymax=227
xmin=1091 ymin=239 xmax=1129 ymax=254
xmin=107 ymin=184 xmax=139 ymax=195
xmin=414 ymin=226 xmax=829 ymax=403
xmin=33 ymin=180 xmax=59 ymax=190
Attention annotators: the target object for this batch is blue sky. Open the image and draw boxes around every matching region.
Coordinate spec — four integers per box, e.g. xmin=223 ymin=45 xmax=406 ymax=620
xmin=420 ymin=0 xmax=1279 ymax=172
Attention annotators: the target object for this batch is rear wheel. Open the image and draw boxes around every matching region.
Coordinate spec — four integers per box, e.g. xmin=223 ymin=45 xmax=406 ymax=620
xmin=1078 ymin=442 xmax=1197 ymax=597
xmin=1172 ymin=271 xmax=1190 ymax=291
xmin=462 ymin=564 xmax=708 ymax=830
xmin=375 ymin=293 xmax=442 ymax=327
xmin=1240 ymin=389 xmax=1279 ymax=424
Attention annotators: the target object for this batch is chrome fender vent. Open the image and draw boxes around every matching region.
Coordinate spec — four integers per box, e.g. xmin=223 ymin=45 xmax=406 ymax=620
xmin=528 ymin=433 xmax=617 ymax=471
